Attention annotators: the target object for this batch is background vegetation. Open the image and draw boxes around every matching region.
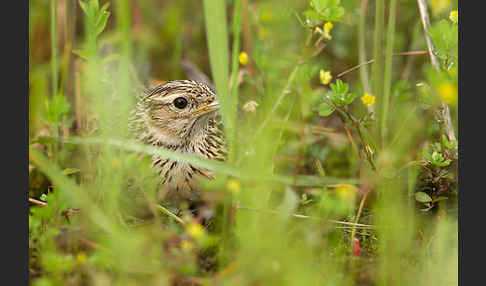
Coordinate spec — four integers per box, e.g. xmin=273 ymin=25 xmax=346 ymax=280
xmin=29 ymin=0 xmax=458 ymax=285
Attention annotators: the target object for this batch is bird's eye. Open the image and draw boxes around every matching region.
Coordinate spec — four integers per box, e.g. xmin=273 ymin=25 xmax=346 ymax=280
xmin=173 ymin=97 xmax=188 ymax=109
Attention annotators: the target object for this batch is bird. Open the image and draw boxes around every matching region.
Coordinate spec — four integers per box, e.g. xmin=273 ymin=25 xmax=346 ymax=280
xmin=129 ymin=80 xmax=226 ymax=201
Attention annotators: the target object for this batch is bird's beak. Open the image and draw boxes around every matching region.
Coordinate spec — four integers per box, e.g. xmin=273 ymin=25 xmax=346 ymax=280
xmin=192 ymin=101 xmax=220 ymax=116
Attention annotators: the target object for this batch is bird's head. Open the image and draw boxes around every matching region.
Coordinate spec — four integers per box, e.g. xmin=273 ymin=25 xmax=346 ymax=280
xmin=142 ymin=80 xmax=220 ymax=146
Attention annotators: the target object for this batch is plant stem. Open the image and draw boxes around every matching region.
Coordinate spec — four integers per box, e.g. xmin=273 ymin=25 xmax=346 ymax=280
xmin=373 ymin=0 xmax=385 ymax=145
xmin=51 ymin=0 xmax=58 ymax=99
xmin=156 ymin=205 xmax=186 ymax=225
xmin=202 ymin=0 xmax=232 ymax=264
xmin=358 ymin=0 xmax=371 ymax=94
xmin=350 ymin=191 xmax=369 ymax=253
xmin=221 ymin=0 xmax=243 ymax=265
xmin=381 ymin=0 xmax=397 ymax=146
xmin=116 ymin=0 xmax=133 ymax=138
xmin=229 ymin=0 xmax=242 ymax=163
xmin=50 ymin=0 xmax=59 ymax=162
xmin=326 ymin=100 xmax=377 ymax=172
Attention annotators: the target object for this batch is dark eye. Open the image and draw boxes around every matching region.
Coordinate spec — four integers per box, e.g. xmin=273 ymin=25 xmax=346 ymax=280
xmin=173 ymin=97 xmax=188 ymax=109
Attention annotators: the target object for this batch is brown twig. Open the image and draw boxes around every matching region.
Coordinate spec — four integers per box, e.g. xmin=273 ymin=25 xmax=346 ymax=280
xmin=29 ymin=197 xmax=47 ymax=206
xmin=349 ymin=191 xmax=369 ymax=251
xmin=337 ymin=50 xmax=427 ymax=78
xmin=237 ymin=205 xmax=375 ymax=229
xmin=338 ymin=115 xmax=360 ymax=156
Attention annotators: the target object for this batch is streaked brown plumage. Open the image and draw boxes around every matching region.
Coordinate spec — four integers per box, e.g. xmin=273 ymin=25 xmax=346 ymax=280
xmin=130 ymin=80 xmax=225 ymax=199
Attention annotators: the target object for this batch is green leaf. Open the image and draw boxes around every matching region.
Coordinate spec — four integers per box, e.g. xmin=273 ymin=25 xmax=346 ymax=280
xmin=429 ymin=20 xmax=458 ymax=63
xmin=79 ymin=0 xmax=89 ymax=16
xmin=62 ymin=168 xmax=81 ymax=176
xmin=431 ymin=151 xmax=443 ymax=162
xmin=72 ymin=49 xmax=88 ymax=60
xmin=327 ymin=80 xmax=354 ymax=105
xmin=342 ymin=93 xmax=357 ymax=105
xmin=436 ymin=159 xmax=451 ymax=167
xmin=422 ymin=150 xmax=432 ymax=161
xmin=415 ymin=192 xmax=432 ymax=203
xmin=310 ymin=0 xmax=345 ymax=22
xmin=40 ymin=194 xmax=48 ymax=202
xmin=303 ymin=10 xmax=323 ymax=26
xmin=100 ymin=2 xmax=110 ymax=13
xmin=318 ymin=102 xmax=335 ymax=116
xmin=95 ymin=11 xmax=110 ymax=35
xmin=203 ymin=0 xmax=233 ymax=146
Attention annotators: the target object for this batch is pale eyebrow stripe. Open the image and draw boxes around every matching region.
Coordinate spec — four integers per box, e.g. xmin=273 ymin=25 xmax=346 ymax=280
xmin=150 ymin=93 xmax=188 ymax=105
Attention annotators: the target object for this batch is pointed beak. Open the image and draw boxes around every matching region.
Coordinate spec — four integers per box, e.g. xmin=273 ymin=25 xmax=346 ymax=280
xmin=192 ymin=101 xmax=220 ymax=116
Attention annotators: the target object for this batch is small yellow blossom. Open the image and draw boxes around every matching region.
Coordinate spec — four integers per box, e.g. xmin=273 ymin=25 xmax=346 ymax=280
xmin=76 ymin=252 xmax=87 ymax=264
xmin=319 ymin=69 xmax=332 ymax=85
xmin=361 ymin=93 xmax=376 ymax=107
xmin=438 ymin=82 xmax=457 ymax=105
xmin=238 ymin=51 xmax=249 ymax=66
xmin=314 ymin=26 xmax=323 ymax=34
xmin=180 ymin=240 xmax=194 ymax=252
xmin=449 ymin=10 xmax=458 ymax=24
xmin=310 ymin=1 xmax=313 ymax=8
xmin=227 ymin=179 xmax=241 ymax=194
xmin=323 ymin=22 xmax=334 ymax=40
xmin=187 ymin=222 xmax=206 ymax=239
xmin=335 ymin=184 xmax=357 ymax=204
xmin=243 ymin=101 xmax=259 ymax=113
xmin=260 ymin=11 xmax=273 ymax=22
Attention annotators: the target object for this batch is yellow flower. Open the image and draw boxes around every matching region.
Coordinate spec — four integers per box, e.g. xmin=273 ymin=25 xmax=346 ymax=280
xmin=438 ymin=82 xmax=457 ymax=105
xmin=323 ymin=22 xmax=334 ymax=40
xmin=227 ymin=178 xmax=241 ymax=194
xmin=260 ymin=11 xmax=273 ymax=22
xmin=449 ymin=10 xmax=458 ymax=24
xmin=238 ymin=51 xmax=249 ymax=66
xmin=361 ymin=93 xmax=376 ymax=107
xmin=187 ymin=222 xmax=206 ymax=239
xmin=314 ymin=26 xmax=323 ymax=34
xmin=335 ymin=184 xmax=357 ymax=204
xmin=76 ymin=252 xmax=87 ymax=264
xmin=319 ymin=69 xmax=332 ymax=85
xmin=310 ymin=1 xmax=313 ymax=8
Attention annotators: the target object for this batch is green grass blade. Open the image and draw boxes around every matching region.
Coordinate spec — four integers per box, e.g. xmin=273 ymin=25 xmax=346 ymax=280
xmin=202 ymin=0 xmax=235 ymax=154
xmin=373 ymin=0 xmax=385 ymax=145
xmin=381 ymin=0 xmax=397 ymax=145
xmin=56 ymin=136 xmax=356 ymax=187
